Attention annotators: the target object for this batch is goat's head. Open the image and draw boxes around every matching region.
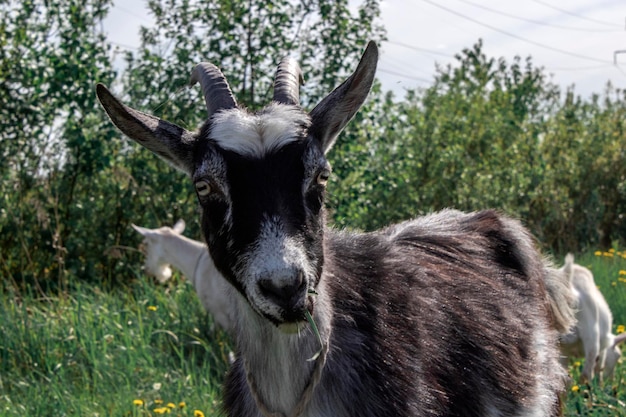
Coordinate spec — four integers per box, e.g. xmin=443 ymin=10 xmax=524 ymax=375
xmin=132 ymin=219 xmax=186 ymax=283
xmin=604 ymin=332 xmax=626 ymax=379
xmin=98 ymin=42 xmax=378 ymax=332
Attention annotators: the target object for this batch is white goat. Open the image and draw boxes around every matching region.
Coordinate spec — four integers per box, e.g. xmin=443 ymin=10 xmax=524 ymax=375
xmin=132 ymin=220 xmax=234 ymax=331
xmin=559 ymin=253 xmax=626 ymax=382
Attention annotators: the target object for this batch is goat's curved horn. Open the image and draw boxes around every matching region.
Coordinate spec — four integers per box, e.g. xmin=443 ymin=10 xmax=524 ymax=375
xmin=190 ymin=62 xmax=237 ymax=118
xmin=273 ymin=57 xmax=304 ymax=106
xmin=613 ymin=332 xmax=626 ymax=347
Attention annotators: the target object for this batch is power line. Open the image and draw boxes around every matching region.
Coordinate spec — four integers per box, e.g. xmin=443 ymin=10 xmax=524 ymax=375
xmin=384 ymin=40 xmax=455 ymax=58
xmin=420 ymin=0 xmax=611 ymax=64
xmin=110 ymin=41 xmax=139 ymax=51
xmin=378 ymin=67 xmax=432 ymax=83
xmin=545 ymin=63 xmax=613 ymax=71
xmin=383 ymin=54 xmax=436 ymax=78
xmin=614 ymin=50 xmax=626 ymax=64
xmin=455 ymin=0 xmax=620 ymax=33
xmin=613 ymin=50 xmax=626 ymax=78
xmin=529 ymin=0 xmax=623 ymax=28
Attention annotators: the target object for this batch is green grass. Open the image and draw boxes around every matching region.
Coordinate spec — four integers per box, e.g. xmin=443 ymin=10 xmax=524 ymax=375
xmin=1 ymin=249 xmax=626 ymax=416
xmin=0 ymin=276 xmax=231 ymax=417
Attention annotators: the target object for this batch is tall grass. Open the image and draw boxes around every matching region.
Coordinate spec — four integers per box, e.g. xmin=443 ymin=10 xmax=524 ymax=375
xmin=1 ymin=249 xmax=626 ymax=416
xmin=0 ymin=276 xmax=231 ymax=417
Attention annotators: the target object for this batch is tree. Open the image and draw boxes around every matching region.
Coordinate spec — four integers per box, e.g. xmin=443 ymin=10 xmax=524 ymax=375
xmin=537 ymin=86 xmax=626 ymax=251
xmin=346 ymin=40 xmax=626 ymax=252
xmin=0 ymin=0 xmax=116 ymax=290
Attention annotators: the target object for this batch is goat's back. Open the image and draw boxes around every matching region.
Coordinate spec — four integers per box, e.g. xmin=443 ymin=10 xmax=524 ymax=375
xmin=317 ymin=209 xmax=568 ymax=417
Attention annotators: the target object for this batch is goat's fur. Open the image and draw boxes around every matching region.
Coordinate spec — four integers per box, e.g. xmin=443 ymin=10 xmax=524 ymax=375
xmin=97 ymin=41 xmax=576 ymax=417
xmin=559 ymin=253 xmax=626 ymax=382
xmin=132 ymin=220 xmax=233 ymax=331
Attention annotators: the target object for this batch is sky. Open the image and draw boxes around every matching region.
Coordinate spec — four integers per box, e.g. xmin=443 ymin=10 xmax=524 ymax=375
xmin=103 ymin=0 xmax=626 ymax=100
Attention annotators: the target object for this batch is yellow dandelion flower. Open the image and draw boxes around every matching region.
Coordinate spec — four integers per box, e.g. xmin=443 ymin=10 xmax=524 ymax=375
xmin=194 ymin=410 xmax=205 ymax=417
xmin=167 ymin=403 xmax=176 ymax=409
xmin=573 ymin=361 xmax=581 ymax=368
xmin=154 ymin=399 xmax=164 ymax=405
xmin=571 ymin=385 xmax=580 ymax=393
xmin=617 ymin=325 xmax=625 ymax=334
xmin=619 ymin=270 xmax=626 ymax=276
xmin=609 ymin=248 xmax=616 ymax=253
xmin=153 ymin=407 xmax=170 ymax=414
xmin=133 ymin=399 xmax=144 ymax=406
xmin=603 ymin=252 xmax=613 ymax=257
xmin=594 ymin=251 xmax=602 ymax=256
xmin=178 ymin=402 xmax=186 ymax=408
xmin=148 ymin=305 xmax=158 ymax=311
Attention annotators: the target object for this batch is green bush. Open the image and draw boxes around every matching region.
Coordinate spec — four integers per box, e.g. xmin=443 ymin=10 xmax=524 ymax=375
xmin=2 ymin=0 xmax=625 ymax=289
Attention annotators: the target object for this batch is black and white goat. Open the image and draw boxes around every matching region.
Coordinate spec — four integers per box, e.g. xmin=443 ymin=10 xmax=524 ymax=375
xmin=132 ymin=220 xmax=234 ymax=331
xmin=559 ymin=253 xmax=626 ymax=383
xmin=97 ymin=42 xmax=575 ymax=417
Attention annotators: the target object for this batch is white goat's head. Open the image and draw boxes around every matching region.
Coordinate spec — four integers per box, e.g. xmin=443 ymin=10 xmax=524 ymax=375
xmin=97 ymin=43 xmax=378 ymax=332
xmin=604 ymin=332 xmax=626 ymax=379
xmin=133 ymin=219 xmax=186 ymax=283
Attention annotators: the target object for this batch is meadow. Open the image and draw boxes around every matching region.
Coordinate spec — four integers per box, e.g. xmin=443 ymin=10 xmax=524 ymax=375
xmin=0 ymin=276 xmax=230 ymax=417
xmin=3 ymin=1 xmax=626 ymax=415
xmin=1 ymin=248 xmax=626 ymax=417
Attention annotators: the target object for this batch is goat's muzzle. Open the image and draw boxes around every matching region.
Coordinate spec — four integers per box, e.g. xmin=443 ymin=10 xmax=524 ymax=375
xmin=252 ymin=269 xmax=312 ymax=332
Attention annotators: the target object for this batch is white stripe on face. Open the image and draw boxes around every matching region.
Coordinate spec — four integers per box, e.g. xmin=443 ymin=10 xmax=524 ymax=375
xmin=208 ymin=104 xmax=310 ymax=158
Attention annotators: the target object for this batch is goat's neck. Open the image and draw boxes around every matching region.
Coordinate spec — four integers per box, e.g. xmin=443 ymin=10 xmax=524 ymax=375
xmin=234 ymin=278 xmax=332 ymax=416
xmin=161 ymin=233 xmax=206 ymax=284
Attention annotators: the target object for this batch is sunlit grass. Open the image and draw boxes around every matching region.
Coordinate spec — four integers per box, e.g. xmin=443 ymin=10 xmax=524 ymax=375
xmin=0 ymin=276 xmax=230 ymax=417
xmin=2 ymin=249 xmax=626 ymax=416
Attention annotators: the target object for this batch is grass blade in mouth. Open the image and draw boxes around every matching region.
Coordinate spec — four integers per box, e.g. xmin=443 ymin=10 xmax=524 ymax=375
xmin=304 ymin=309 xmax=323 ymax=361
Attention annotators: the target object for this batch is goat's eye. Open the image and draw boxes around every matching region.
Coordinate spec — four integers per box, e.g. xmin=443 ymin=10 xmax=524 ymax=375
xmin=195 ymin=180 xmax=212 ymax=197
xmin=316 ymin=168 xmax=331 ymax=186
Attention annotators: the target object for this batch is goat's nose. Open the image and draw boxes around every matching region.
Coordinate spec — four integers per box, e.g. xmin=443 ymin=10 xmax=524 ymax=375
xmin=258 ymin=271 xmax=307 ymax=310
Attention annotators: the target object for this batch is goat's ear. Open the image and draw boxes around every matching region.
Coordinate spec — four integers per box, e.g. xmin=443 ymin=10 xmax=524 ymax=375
xmin=131 ymin=224 xmax=151 ymax=237
xmin=173 ymin=219 xmax=186 ymax=234
xmin=96 ymin=83 xmax=196 ymax=175
xmin=309 ymin=41 xmax=378 ymax=154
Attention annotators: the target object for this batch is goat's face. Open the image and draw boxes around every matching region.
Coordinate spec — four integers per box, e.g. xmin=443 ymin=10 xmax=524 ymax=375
xmin=192 ymin=108 xmax=330 ymax=329
xmin=140 ymin=238 xmax=173 ymax=282
xmin=603 ymin=345 xmax=621 ymax=379
xmin=96 ymin=42 xmax=378 ymax=331
xmin=132 ymin=221 xmax=186 ymax=283
xmin=603 ymin=333 xmax=626 ymax=379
